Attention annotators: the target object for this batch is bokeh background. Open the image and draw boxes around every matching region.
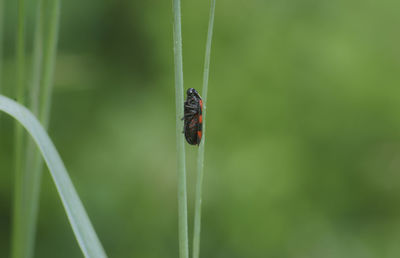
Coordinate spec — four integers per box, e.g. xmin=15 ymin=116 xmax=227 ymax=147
xmin=1 ymin=0 xmax=400 ymax=257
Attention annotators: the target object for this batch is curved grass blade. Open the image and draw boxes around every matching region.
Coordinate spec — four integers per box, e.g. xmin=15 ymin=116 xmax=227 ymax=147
xmin=193 ymin=0 xmax=216 ymax=258
xmin=0 ymin=95 xmax=107 ymax=258
xmin=172 ymin=0 xmax=189 ymax=257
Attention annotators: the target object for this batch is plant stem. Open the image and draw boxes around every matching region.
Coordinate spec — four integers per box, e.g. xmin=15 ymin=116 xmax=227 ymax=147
xmin=29 ymin=0 xmax=44 ymax=116
xmin=12 ymin=0 xmax=26 ymax=257
xmin=15 ymin=1 xmax=26 ymax=101
xmin=21 ymin=0 xmax=44 ymax=256
xmin=193 ymin=0 xmax=216 ymax=257
xmin=39 ymin=0 xmax=60 ymax=126
xmin=27 ymin=2 xmax=61 ymax=247
xmin=172 ymin=0 xmax=189 ymax=257
xmin=13 ymin=0 xmax=61 ymax=256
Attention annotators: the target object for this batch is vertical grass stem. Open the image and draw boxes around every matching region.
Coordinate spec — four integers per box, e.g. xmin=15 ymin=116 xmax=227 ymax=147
xmin=193 ymin=1 xmax=216 ymax=257
xmin=39 ymin=0 xmax=60 ymax=126
xmin=21 ymin=0 xmax=44 ymax=256
xmin=12 ymin=0 xmax=27 ymax=257
xmin=172 ymin=0 xmax=189 ymax=257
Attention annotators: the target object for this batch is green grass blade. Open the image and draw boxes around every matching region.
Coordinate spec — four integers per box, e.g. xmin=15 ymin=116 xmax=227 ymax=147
xmin=39 ymin=0 xmax=60 ymax=126
xmin=15 ymin=0 xmax=26 ymax=105
xmin=29 ymin=0 xmax=44 ymax=115
xmin=12 ymin=0 xmax=27 ymax=257
xmin=0 ymin=95 xmax=107 ymax=258
xmin=21 ymin=0 xmax=44 ymax=256
xmin=192 ymin=0 xmax=216 ymax=257
xmin=172 ymin=0 xmax=189 ymax=257
xmin=19 ymin=0 xmax=61 ymax=255
xmin=26 ymin=1 xmax=61 ymax=254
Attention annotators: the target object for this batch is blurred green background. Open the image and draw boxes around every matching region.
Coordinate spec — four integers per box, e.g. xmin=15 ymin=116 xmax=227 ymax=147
xmin=1 ymin=0 xmax=400 ymax=257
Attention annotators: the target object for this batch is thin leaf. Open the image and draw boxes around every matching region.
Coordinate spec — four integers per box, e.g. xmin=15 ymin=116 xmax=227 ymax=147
xmin=193 ymin=0 xmax=216 ymax=257
xmin=39 ymin=0 xmax=60 ymax=126
xmin=172 ymin=0 xmax=189 ymax=257
xmin=12 ymin=0 xmax=27 ymax=256
xmin=0 ymin=95 xmax=107 ymax=258
xmin=22 ymin=0 xmax=60 ymax=256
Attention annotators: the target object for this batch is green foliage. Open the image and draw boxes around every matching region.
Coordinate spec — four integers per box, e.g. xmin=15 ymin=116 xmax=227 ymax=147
xmin=0 ymin=95 xmax=107 ymax=258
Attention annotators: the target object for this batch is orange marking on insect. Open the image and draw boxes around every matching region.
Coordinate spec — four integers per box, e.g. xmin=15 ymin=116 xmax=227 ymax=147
xmin=199 ymin=114 xmax=202 ymax=123
xmin=197 ymin=130 xmax=202 ymax=140
xmin=200 ymin=100 xmax=203 ymax=109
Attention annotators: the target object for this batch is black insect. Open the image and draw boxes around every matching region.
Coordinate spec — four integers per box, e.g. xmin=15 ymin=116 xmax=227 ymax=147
xmin=183 ymin=88 xmax=203 ymax=145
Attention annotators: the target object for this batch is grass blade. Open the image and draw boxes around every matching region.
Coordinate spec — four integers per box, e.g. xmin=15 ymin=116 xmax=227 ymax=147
xmin=192 ymin=0 xmax=216 ymax=257
xmin=15 ymin=0 xmax=26 ymax=105
xmin=172 ymin=0 xmax=189 ymax=257
xmin=29 ymin=0 xmax=44 ymax=115
xmin=0 ymin=95 xmax=107 ymax=258
xmin=12 ymin=0 xmax=27 ymax=257
xmin=19 ymin=0 xmax=45 ymax=255
xmin=39 ymin=0 xmax=60 ymax=126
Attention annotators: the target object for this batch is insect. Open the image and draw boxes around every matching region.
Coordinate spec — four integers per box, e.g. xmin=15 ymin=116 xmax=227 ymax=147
xmin=183 ymin=88 xmax=203 ymax=145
